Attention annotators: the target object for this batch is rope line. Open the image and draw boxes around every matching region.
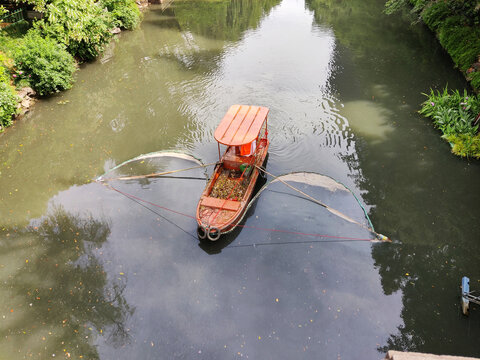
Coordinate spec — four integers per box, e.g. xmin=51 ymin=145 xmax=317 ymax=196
xmin=254 ymin=166 xmax=390 ymax=242
xmin=102 ymin=182 xmax=196 ymax=219
xmin=99 ymin=181 xmax=385 ymax=243
xmin=236 ymin=224 xmax=375 ymax=241
xmin=227 ymin=238 xmax=375 ymax=249
xmin=96 ymin=150 xmax=208 ymax=181
xmin=95 ymin=154 xmax=390 ymax=243
xmin=100 ymin=162 xmax=218 ymax=182
xmin=109 ymin=184 xmax=197 ymax=239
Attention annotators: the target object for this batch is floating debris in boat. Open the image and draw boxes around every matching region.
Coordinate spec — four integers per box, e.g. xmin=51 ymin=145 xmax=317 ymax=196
xmin=210 ymin=170 xmax=247 ymax=200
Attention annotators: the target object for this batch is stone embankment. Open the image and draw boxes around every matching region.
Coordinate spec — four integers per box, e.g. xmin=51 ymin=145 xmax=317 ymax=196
xmin=16 ymin=87 xmax=36 ymax=117
xmin=384 ymin=351 xmax=480 ymax=360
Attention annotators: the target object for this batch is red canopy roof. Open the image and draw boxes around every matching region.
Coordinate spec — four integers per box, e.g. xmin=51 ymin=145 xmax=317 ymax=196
xmin=214 ymin=105 xmax=269 ymax=146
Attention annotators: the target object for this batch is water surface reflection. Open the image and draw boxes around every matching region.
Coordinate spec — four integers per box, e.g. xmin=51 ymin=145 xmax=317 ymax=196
xmin=1 ymin=0 xmax=479 ymax=358
xmin=0 ymin=207 xmax=131 ymax=358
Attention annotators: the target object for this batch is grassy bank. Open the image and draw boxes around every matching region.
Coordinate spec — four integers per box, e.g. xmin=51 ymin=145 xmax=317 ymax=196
xmin=386 ymin=0 xmax=480 ymax=159
xmin=0 ymin=0 xmax=143 ymax=131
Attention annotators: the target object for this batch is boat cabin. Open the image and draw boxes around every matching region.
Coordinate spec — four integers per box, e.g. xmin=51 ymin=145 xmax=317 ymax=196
xmin=214 ymin=105 xmax=269 ymax=171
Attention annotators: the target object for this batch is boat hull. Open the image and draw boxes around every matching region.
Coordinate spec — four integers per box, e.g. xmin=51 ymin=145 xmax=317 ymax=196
xmin=196 ymin=139 xmax=269 ymax=240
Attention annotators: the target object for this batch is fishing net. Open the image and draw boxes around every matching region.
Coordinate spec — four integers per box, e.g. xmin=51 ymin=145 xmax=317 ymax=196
xmin=96 ymin=152 xmax=381 ymax=243
xmin=97 ymin=151 xmax=208 ymax=182
xmin=238 ymin=171 xmax=376 ymax=242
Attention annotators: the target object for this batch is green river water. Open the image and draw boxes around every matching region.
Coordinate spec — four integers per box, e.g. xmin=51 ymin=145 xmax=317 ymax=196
xmin=1 ymin=0 xmax=479 ymax=358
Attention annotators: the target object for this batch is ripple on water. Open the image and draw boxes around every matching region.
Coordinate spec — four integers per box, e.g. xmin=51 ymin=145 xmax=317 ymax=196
xmin=268 ymin=93 xmax=352 ymax=156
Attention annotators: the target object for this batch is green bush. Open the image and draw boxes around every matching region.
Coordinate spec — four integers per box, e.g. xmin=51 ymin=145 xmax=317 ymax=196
xmin=469 ymin=72 xmax=480 ymax=91
xmin=0 ymin=81 xmax=18 ymax=128
xmin=421 ymin=1 xmax=450 ymax=30
xmin=38 ymin=0 xmax=115 ymax=61
xmin=437 ymin=17 xmax=480 ymax=73
xmin=0 ymin=61 xmax=10 ymax=83
xmin=445 ymin=134 xmax=480 ymax=159
xmin=101 ymin=0 xmax=142 ymax=30
xmin=0 ymin=20 xmax=30 ymax=38
xmin=385 ymin=0 xmax=480 ymax=92
xmin=14 ymin=30 xmax=76 ymax=96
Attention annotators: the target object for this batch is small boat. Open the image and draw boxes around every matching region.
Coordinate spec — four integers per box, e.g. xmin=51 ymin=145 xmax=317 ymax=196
xmin=196 ymin=104 xmax=270 ymax=240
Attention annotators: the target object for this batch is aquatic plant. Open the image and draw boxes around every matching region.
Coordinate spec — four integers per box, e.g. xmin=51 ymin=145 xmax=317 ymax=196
xmin=13 ymin=30 xmax=76 ymax=96
xmin=445 ymin=134 xmax=480 ymax=159
xmin=420 ymin=88 xmax=480 ymax=159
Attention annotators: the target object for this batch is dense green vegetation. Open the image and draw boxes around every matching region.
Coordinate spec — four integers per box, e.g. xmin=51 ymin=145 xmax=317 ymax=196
xmin=36 ymin=0 xmax=115 ymax=61
xmin=420 ymin=88 xmax=480 ymax=158
xmin=0 ymin=81 xmax=18 ymax=128
xmin=14 ymin=30 xmax=76 ymax=95
xmin=385 ymin=0 xmax=480 ymax=91
xmin=0 ymin=0 xmax=143 ymax=130
xmin=385 ymin=0 xmax=480 ymax=159
xmin=102 ymin=0 xmax=143 ymax=30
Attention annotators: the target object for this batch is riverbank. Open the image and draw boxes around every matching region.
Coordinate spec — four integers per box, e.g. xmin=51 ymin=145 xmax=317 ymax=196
xmin=385 ymin=0 xmax=480 ymax=159
xmin=386 ymin=0 xmax=480 ymax=92
xmin=0 ymin=0 xmax=147 ymax=132
xmin=1 ymin=0 xmax=480 ymax=358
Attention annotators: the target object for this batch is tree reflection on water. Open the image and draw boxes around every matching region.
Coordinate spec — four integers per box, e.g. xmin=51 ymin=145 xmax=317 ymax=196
xmin=0 ymin=206 xmax=132 ymax=359
xmin=373 ymin=241 xmax=480 ymax=357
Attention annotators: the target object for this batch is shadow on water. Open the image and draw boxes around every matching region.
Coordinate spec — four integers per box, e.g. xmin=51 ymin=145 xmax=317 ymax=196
xmin=374 ymin=241 xmax=480 ymax=356
xmin=2 ymin=0 xmax=480 ymax=358
xmin=0 ymin=207 xmax=132 ymax=359
xmin=198 ymin=171 xmax=268 ymax=255
xmin=105 ymin=154 xmax=375 ymax=255
xmin=305 ymin=0 xmax=480 ymax=357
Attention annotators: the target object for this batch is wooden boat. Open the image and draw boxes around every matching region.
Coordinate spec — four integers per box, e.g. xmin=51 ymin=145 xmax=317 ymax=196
xmin=196 ymin=104 xmax=270 ymax=240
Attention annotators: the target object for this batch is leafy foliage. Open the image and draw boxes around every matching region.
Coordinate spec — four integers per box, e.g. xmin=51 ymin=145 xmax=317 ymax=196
xmin=385 ymin=0 xmax=480 ymax=92
xmin=0 ymin=5 xmax=7 ymax=20
xmin=420 ymin=1 xmax=451 ymax=30
xmin=470 ymin=72 xmax=480 ymax=91
xmin=0 ymin=54 xmax=11 ymax=83
xmin=36 ymin=0 xmax=115 ymax=61
xmin=384 ymin=0 xmax=410 ymax=15
xmin=0 ymin=19 xmax=30 ymax=39
xmin=0 ymin=0 xmax=142 ymax=128
xmin=13 ymin=0 xmax=48 ymax=11
xmin=0 ymin=50 xmax=17 ymax=127
xmin=420 ymin=88 xmax=480 ymax=159
xmin=13 ymin=30 xmax=76 ymax=96
xmin=101 ymin=0 xmax=142 ymax=30
xmin=0 ymin=81 xmax=18 ymax=128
